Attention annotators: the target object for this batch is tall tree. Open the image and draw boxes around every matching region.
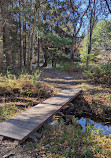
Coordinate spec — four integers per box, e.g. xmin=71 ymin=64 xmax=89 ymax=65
xmin=23 ymin=21 xmax=26 ymax=67
xmin=19 ymin=0 xmax=22 ymax=68
xmin=2 ymin=0 xmax=11 ymax=67
xmin=86 ymin=0 xmax=96 ymax=68
xmin=0 ymin=5 xmax=3 ymax=70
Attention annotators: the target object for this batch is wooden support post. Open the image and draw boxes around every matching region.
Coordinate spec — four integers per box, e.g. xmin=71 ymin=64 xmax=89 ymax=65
xmin=14 ymin=140 xmax=19 ymax=145
xmin=0 ymin=136 xmax=3 ymax=141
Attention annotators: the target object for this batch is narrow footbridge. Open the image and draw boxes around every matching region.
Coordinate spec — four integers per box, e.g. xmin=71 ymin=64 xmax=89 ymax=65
xmin=0 ymin=89 xmax=81 ymax=144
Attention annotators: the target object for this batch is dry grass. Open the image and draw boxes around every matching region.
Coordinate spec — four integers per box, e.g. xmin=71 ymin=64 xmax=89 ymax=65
xmin=0 ymin=73 xmax=55 ymax=121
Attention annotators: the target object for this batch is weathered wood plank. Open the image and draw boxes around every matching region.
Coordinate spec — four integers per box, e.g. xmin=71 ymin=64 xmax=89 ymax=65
xmin=0 ymin=89 xmax=81 ymax=143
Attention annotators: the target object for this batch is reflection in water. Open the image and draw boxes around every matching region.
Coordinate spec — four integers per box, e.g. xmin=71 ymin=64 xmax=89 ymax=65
xmin=77 ymin=117 xmax=111 ymax=136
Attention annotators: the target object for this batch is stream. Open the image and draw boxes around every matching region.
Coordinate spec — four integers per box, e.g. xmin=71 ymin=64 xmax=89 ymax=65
xmin=77 ymin=117 xmax=111 ymax=136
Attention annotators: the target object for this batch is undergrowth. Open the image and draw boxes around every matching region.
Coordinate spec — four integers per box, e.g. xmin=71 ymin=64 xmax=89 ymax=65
xmin=54 ymin=61 xmax=111 ymax=85
xmin=54 ymin=62 xmax=84 ymax=73
xmin=0 ymin=72 xmax=54 ymax=98
xmin=84 ymin=62 xmax=111 ymax=85
xmin=22 ymin=119 xmax=111 ymax=158
xmin=0 ymin=71 xmax=54 ymax=121
xmin=0 ymin=104 xmax=26 ymax=121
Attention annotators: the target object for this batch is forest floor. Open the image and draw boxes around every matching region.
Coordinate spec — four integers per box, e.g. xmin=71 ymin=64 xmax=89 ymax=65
xmin=0 ymin=68 xmax=111 ymax=158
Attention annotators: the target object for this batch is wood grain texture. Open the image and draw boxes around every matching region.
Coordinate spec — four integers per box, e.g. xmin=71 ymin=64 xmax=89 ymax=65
xmin=0 ymin=89 xmax=81 ymax=143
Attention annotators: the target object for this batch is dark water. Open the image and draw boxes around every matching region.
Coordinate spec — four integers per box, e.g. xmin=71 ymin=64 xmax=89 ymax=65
xmin=77 ymin=117 xmax=111 ymax=136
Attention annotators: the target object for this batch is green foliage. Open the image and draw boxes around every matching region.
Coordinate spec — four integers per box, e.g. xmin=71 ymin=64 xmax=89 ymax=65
xmin=82 ymin=147 xmax=93 ymax=158
xmin=60 ymin=62 xmax=71 ymax=72
xmin=80 ymin=20 xmax=111 ymax=62
xmin=55 ymin=62 xmax=84 ymax=73
xmin=0 ymin=104 xmax=25 ymax=121
xmin=92 ymin=20 xmax=111 ymax=50
xmin=41 ymin=33 xmax=72 ymax=64
xmin=84 ymin=62 xmax=111 ymax=84
xmin=42 ymin=33 xmax=72 ymax=47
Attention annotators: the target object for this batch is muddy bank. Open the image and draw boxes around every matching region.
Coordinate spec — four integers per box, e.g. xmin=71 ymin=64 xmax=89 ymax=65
xmin=61 ymin=94 xmax=111 ymax=125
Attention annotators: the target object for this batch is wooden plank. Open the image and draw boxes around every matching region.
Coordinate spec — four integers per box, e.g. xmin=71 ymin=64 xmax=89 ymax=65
xmin=0 ymin=89 xmax=81 ymax=143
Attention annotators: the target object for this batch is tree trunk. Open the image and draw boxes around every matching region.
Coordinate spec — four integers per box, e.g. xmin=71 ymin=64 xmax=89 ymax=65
xmin=71 ymin=33 xmax=76 ymax=62
xmin=30 ymin=27 xmax=35 ymax=72
xmin=2 ymin=0 xmax=11 ymax=67
xmin=52 ymin=57 xmax=56 ymax=67
xmin=0 ymin=7 xmax=3 ymax=70
xmin=37 ymin=37 xmax=40 ymax=68
xmin=86 ymin=2 xmax=95 ymax=69
xmin=11 ymin=2 xmax=18 ymax=68
xmin=28 ymin=27 xmax=32 ymax=71
xmin=11 ymin=26 xmax=17 ymax=68
xmin=43 ymin=50 xmax=48 ymax=67
xmin=23 ymin=20 xmax=26 ymax=68
xmin=19 ymin=0 xmax=22 ymax=68
xmin=71 ymin=27 xmax=76 ymax=63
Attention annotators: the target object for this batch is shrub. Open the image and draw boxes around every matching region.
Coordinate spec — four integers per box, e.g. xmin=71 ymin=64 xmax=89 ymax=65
xmin=56 ymin=62 xmax=84 ymax=73
xmin=84 ymin=62 xmax=111 ymax=84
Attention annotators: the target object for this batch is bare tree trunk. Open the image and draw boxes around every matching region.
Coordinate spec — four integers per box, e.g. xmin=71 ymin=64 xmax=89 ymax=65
xmin=28 ymin=27 xmax=32 ymax=71
xmin=29 ymin=0 xmax=37 ymax=72
xmin=2 ymin=0 xmax=11 ymax=67
xmin=23 ymin=20 xmax=26 ymax=68
xmin=30 ymin=27 xmax=35 ymax=71
xmin=86 ymin=11 xmax=93 ymax=69
xmin=42 ymin=3 xmax=48 ymax=67
xmin=19 ymin=0 xmax=22 ymax=68
xmin=11 ymin=27 xmax=17 ymax=67
xmin=52 ymin=59 xmax=56 ymax=67
xmin=43 ymin=50 xmax=48 ymax=67
xmin=86 ymin=0 xmax=95 ymax=69
xmin=71 ymin=32 xmax=76 ymax=63
xmin=37 ymin=37 xmax=40 ymax=68
xmin=70 ymin=17 xmax=77 ymax=63
xmin=52 ymin=53 xmax=56 ymax=67
xmin=11 ymin=2 xmax=18 ymax=68
xmin=0 ymin=7 xmax=3 ymax=70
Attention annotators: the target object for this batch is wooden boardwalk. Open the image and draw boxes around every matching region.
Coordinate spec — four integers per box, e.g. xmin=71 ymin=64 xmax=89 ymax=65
xmin=0 ymin=89 xmax=81 ymax=144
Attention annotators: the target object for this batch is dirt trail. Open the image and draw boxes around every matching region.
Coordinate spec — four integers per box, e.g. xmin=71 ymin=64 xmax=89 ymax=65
xmin=39 ymin=68 xmax=83 ymax=91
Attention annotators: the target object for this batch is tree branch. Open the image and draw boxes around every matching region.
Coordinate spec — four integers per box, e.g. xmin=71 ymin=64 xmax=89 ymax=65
xmin=104 ymin=0 xmax=111 ymax=13
xmin=76 ymin=0 xmax=92 ymax=36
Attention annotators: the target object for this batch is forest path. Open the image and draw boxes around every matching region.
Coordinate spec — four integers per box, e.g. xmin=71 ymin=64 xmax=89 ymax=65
xmin=39 ymin=68 xmax=83 ymax=91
